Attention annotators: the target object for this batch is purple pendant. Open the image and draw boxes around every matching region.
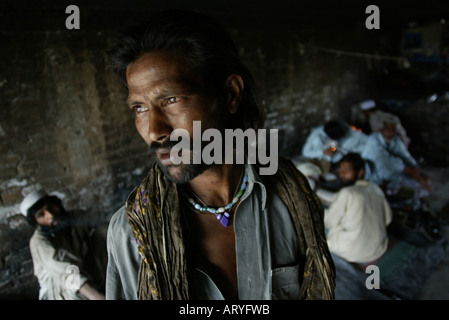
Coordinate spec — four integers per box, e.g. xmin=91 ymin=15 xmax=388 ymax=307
xmin=220 ymin=215 xmax=229 ymax=227
xmin=220 ymin=212 xmax=231 ymax=227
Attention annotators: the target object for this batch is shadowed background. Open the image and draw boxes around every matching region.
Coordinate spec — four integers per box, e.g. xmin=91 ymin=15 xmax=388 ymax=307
xmin=0 ymin=0 xmax=448 ymax=298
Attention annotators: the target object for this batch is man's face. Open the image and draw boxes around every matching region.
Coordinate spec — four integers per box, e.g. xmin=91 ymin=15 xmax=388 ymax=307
xmin=338 ymin=161 xmax=357 ymax=186
xmin=35 ymin=205 xmax=61 ymax=227
xmin=126 ymin=51 xmax=224 ymax=184
xmin=379 ymin=123 xmax=396 ymax=143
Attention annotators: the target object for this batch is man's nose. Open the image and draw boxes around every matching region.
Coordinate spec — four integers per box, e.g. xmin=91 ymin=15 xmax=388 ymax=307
xmin=43 ymin=210 xmax=53 ymax=223
xmin=147 ymin=107 xmax=172 ymax=143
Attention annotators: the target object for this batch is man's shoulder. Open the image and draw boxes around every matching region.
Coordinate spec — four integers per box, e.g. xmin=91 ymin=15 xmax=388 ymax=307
xmin=348 ymin=127 xmax=368 ymax=140
xmin=363 ymin=133 xmax=383 ymax=152
xmin=30 ymin=228 xmax=45 ymax=244
xmin=338 ymin=182 xmax=368 ymax=197
xmin=108 ymin=205 xmax=128 ymax=236
xmin=363 ymin=180 xmax=386 ymax=196
xmin=390 ymin=135 xmax=407 ymax=150
xmin=336 ymin=184 xmax=357 ymax=197
xmin=367 ymin=132 xmax=381 ymax=141
xmin=342 ymin=180 xmax=383 ymax=196
xmin=107 ymin=204 xmax=138 ymax=260
xmin=310 ymin=125 xmax=325 ymax=136
xmin=29 ymin=229 xmax=53 ymax=253
xmin=108 ymin=205 xmax=135 ymax=250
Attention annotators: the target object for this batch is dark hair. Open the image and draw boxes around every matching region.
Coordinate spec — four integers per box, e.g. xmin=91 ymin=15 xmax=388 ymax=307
xmin=324 ymin=120 xmax=349 ymax=140
xmin=107 ymin=10 xmax=265 ymax=131
xmin=340 ymin=152 xmax=365 ymax=174
xmin=25 ymin=195 xmax=65 ymax=226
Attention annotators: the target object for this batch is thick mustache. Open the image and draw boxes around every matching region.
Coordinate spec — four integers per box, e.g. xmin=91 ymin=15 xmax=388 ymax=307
xmin=149 ymin=139 xmax=194 ymax=156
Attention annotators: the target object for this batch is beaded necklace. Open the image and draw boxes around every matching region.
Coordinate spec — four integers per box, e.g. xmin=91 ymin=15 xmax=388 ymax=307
xmin=184 ymin=173 xmax=248 ymax=227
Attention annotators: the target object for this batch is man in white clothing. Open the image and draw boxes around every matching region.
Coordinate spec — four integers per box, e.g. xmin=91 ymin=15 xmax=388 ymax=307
xmin=20 ymin=190 xmax=106 ymax=300
xmin=324 ymin=153 xmax=393 ymax=264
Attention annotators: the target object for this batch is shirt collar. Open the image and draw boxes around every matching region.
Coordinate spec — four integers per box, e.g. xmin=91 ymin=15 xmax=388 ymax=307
xmin=376 ymin=132 xmax=398 ymax=148
xmin=355 ymin=179 xmax=370 ymax=187
xmin=133 ymin=163 xmax=269 ymax=212
xmin=242 ymin=163 xmax=267 ymax=211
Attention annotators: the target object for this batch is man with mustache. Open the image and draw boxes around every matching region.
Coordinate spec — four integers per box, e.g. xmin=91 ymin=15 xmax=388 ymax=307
xmin=324 ymin=153 xmax=393 ymax=264
xmin=105 ymin=10 xmax=335 ymax=300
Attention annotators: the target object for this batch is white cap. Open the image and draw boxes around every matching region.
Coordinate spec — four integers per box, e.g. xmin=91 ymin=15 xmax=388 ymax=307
xmin=360 ymin=99 xmax=376 ymax=111
xmin=20 ymin=189 xmax=47 ymax=216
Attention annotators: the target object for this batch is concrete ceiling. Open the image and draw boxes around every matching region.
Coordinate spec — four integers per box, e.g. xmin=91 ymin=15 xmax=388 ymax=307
xmin=1 ymin=0 xmax=448 ymax=32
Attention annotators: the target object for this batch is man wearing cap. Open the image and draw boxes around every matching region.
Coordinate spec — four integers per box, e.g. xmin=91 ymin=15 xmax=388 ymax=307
xmin=354 ymin=99 xmax=411 ymax=147
xmin=20 ymin=190 xmax=106 ymax=300
xmin=362 ymin=116 xmax=431 ymax=210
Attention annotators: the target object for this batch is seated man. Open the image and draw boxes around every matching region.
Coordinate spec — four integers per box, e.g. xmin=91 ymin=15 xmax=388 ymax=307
xmin=361 ymin=115 xmax=431 ymax=208
xmin=20 ymin=189 xmax=107 ymax=300
xmin=300 ymin=120 xmax=372 ymax=194
xmin=324 ymin=153 xmax=393 ymax=264
xmin=301 ymin=120 xmax=368 ymax=165
xmin=352 ymin=99 xmax=411 ymax=147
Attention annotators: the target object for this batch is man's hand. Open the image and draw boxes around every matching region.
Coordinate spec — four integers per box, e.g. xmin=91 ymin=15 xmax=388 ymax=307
xmin=79 ymin=282 xmax=105 ymax=300
xmin=404 ymin=167 xmax=432 ymax=191
xmin=323 ymin=146 xmax=336 ymax=157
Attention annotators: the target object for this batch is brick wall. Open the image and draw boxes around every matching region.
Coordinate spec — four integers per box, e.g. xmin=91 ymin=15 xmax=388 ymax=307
xmin=234 ymin=28 xmax=372 ymax=156
xmin=0 ymin=29 xmax=150 ymax=298
xmin=2 ymin=2 xmax=444 ymax=299
xmin=0 ymin=13 xmax=376 ymax=299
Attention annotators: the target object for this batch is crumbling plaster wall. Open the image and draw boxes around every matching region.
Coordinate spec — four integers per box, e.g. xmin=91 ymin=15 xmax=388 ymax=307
xmin=0 ymin=30 xmax=149 ymax=297
xmin=1 ymin=3 xmax=439 ymax=298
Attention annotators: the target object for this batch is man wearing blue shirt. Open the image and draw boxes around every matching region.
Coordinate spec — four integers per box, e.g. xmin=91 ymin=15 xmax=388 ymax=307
xmin=302 ymin=120 xmax=368 ymax=164
xmin=362 ymin=115 xmax=431 ymax=204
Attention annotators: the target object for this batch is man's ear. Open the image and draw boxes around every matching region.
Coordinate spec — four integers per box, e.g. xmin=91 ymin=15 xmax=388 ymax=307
xmin=224 ymin=74 xmax=244 ymax=114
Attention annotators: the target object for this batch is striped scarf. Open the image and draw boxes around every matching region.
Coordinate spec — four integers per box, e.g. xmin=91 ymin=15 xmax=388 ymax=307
xmin=126 ymin=158 xmax=335 ymax=299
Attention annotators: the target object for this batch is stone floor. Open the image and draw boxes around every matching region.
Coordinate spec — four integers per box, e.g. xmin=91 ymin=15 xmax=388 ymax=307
xmin=419 ymin=226 xmax=449 ymax=299
xmin=417 ymin=167 xmax=449 ymax=300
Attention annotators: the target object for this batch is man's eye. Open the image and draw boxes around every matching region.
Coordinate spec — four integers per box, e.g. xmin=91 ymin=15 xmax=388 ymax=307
xmin=132 ymin=105 xmax=148 ymax=113
xmin=164 ymin=97 xmax=179 ymax=105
